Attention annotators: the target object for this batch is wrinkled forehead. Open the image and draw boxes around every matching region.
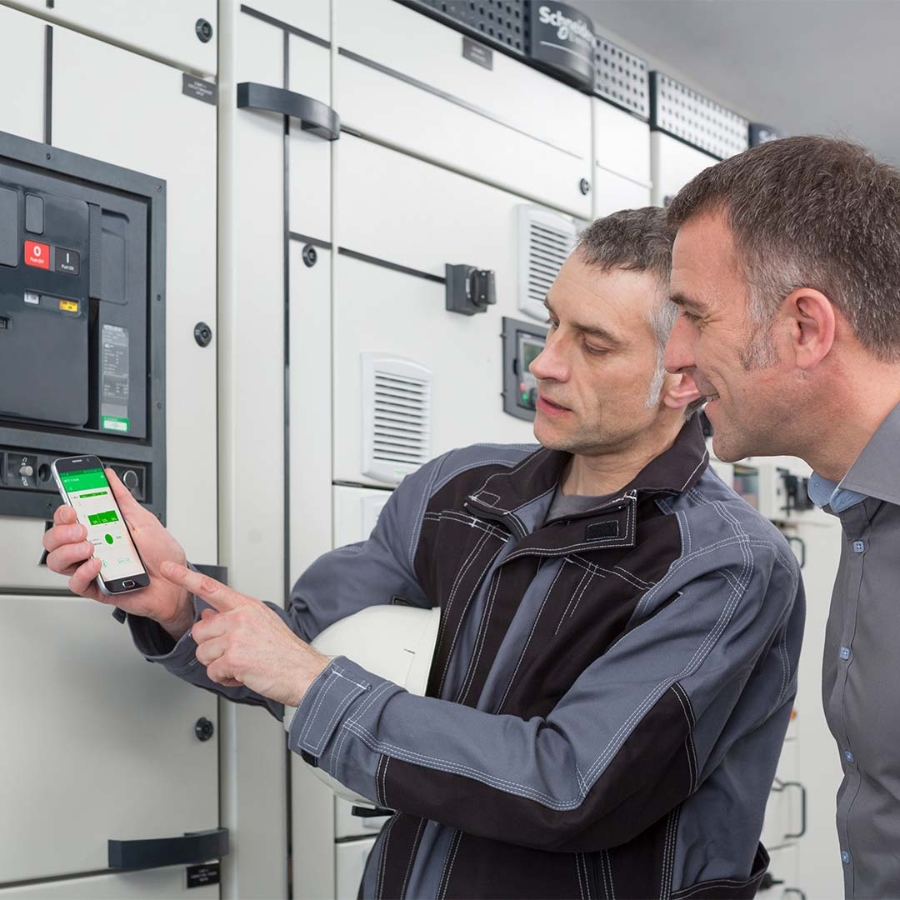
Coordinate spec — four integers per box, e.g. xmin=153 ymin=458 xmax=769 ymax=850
xmin=670 ymin=212 xmax=746 ymax=310
xmin=555 ymin=253 xmax=667 ymax=323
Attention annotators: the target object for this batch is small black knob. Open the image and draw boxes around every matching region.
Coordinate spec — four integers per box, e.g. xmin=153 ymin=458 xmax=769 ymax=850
xmin=302 ymin=244 xmax=318 ymax=268
xmin=579 ymin=178 xmax=591 ymax=195
xmin=123 ymin=470 xmax=139 ymax=491
xmin=195 ymin=717 xmax=215 ymax=742
xmin=195 ymin=18 xmax=214 ymax=43
xmin=194 ymin=322 xmax=213 ymax=347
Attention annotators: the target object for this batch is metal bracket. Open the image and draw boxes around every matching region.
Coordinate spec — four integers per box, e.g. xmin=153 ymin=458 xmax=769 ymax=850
xmin=237 ymin=83 xmax=340 ymax=141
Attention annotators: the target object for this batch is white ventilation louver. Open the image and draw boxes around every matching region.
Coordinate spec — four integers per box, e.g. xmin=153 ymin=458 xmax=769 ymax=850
xmin=361 ymin=354 xmax=433 ymax=486
xmin=517 ymin=206 xmax=579 ymax=321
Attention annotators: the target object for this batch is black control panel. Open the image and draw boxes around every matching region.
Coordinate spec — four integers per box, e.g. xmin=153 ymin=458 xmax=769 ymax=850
xmin=0 ymin=132 xmax=166 ymax=521
xmin=502 ymin=316 xmax=547 ymax=421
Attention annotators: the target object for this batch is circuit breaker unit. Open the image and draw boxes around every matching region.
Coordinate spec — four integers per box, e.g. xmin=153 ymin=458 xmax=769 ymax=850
xmin=0 ymin=131 xmax=165 ymax=519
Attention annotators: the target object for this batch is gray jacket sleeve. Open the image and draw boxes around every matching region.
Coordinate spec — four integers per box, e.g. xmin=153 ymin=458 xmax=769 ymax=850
xmin=126 ymin=452 xmax=450 ymax=716
xmin=285 ymin=517 xmax=803 ymax=852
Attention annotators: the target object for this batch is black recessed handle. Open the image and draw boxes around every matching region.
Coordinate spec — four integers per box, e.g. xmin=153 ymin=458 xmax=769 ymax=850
xmin=108 ymin=827 xmax=229 ymax=870
xmin=237 ymin=82 xmax=340 ymax=141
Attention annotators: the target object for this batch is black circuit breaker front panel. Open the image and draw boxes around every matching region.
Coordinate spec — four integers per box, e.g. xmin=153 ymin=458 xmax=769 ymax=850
xmin=0 ymin=132 xmax=166 ymax=521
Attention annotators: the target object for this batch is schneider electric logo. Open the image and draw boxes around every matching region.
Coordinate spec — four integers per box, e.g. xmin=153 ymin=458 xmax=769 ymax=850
xmin=537 ymin=5 xmax=593 ymax=43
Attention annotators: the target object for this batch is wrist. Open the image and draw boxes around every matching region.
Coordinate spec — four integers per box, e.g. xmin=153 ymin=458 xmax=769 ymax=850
xmin=159 ymin=593 xmax=195 ymax=641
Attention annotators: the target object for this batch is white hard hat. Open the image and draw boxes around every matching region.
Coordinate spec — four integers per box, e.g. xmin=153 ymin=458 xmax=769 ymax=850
xmin=284 ymin=604 xmax=440 ymax=807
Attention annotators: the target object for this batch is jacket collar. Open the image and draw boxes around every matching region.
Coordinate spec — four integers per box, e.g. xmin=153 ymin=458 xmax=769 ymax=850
xmin=465 ymin=416 xmax=709 ymax=549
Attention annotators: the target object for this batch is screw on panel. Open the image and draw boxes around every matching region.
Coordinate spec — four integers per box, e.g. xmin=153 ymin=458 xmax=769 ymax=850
xmin=195 ymin=718 xmax=215 ymax=741
xmin=579 ymin=178 xmax=591 ymax=196
xmin=195 ymin=18 xmax=214 ymax=43
xmin=302 ymin=244 xmax=318 ymax=268
xmin=194 ymin=322 xmax=213 ymax=347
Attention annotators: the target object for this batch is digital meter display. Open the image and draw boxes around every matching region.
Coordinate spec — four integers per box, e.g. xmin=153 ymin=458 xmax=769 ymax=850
xmin=517 ymin=334 xmax=545 ymax=409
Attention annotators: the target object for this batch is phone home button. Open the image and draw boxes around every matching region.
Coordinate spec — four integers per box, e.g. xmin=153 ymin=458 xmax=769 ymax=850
xmin=122 ymin=580 xmax=136 ymax=589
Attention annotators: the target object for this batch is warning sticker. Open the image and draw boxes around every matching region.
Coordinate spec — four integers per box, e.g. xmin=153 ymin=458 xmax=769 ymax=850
xmin=101 ymin=324 xmax=130 ymax=431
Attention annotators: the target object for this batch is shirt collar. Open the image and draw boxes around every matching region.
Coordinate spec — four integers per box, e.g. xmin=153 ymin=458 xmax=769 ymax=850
xmin=811 ymin=398 xmax=900 ymax=509
xmin=807 ymin=472 xmax=867 ymax=513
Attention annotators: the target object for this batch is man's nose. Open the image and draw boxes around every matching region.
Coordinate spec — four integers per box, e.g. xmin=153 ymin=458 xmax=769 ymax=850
xmin=664 ymin=314 xmax=694 ymax=375
xmin=529 ymin=336 xmax=568 ymax=382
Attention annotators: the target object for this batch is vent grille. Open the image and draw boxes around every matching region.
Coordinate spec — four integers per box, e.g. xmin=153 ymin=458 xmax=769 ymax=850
xmin=362 ymin=355 xmax=433 ymax=485
xmin=594 ymin=36 xmax=649 ymax=120
xmin=518 ymin=206 xmax=578 ymax=321
xmin=651 ymin=72 xmax=749 ymax=160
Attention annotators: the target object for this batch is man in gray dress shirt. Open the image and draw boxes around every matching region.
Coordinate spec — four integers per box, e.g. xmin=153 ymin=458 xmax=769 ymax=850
xmin=664 ymin=135 xmax=900 ymax=899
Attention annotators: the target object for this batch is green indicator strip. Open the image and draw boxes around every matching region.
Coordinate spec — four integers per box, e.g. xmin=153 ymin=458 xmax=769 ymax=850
xmin=79 ymin=490 xmax=107 ymax=499
xmin=59 ymin=468 xmax=108 ymax=492
xmin=88 ymin=509 xmax=119 ymax=526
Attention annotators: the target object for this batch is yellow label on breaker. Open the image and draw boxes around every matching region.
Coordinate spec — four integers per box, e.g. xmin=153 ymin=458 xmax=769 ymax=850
xmin=59 ymin=300 xmax=79 ymax=313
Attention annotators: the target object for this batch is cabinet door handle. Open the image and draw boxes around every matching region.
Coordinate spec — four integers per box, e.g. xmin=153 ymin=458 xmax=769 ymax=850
xmin=237 ymin=83 xmax=340 ymax=141
xmin=773 ymin=779 xmax=808 ymax=839
xmin=109 ymin=827 xmax=229 ymax=870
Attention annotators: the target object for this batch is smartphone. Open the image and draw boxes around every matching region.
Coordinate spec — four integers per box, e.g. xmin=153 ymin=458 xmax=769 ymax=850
xmin=51 ymin=455 xmax=151 ymax=594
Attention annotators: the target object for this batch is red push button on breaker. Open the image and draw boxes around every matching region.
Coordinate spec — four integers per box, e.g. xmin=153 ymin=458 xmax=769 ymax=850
xmin=24 ymin=240 xmax=50 ymax=269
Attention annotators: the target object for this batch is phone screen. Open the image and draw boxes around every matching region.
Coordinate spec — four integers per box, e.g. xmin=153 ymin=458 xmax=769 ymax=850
xmin=58 ymin=467 xmax=147 ymax=582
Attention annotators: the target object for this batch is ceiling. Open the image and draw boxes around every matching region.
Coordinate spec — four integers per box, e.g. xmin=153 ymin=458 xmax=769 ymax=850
xmin=568 ymin=0 xmax=900 ymax=165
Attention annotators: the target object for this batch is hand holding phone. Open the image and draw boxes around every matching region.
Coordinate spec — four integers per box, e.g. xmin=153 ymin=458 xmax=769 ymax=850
xmin=44 ymin=457 xmax=195 ymax=638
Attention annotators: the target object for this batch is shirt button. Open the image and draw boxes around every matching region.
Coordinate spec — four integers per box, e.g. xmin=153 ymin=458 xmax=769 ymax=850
xmin=853 ymin=540 xmax=866 ymax=553
xmin=842 ymin=851 xmax=851 ymax=865
xmin=845 ymin=750 xmax=855 ymax=764
xmin=840 ymin=647 xmax=852 ymax=660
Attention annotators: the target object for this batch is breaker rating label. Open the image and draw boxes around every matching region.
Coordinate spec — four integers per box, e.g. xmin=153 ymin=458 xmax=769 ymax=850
xmin=24 ymin=240 xmax=50 ymax=269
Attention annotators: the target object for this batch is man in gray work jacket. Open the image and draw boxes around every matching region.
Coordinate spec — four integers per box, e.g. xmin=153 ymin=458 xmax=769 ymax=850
xmin=45 ymin=209 xmax=803 ymax=899
xmin=665 ymin=136 xmax=900 ymax=899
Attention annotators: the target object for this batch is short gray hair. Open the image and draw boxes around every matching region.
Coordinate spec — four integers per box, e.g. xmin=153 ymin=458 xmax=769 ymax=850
xmin=577 ymin=208 xmax=678 ymax=406
xmin=667 ymin=136 xmax=900 ymax=363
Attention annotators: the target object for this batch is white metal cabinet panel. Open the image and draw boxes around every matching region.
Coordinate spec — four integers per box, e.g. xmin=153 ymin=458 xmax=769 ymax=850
xmin=0 ymin=4 xmax=44 ymax=142
xmin=333 ymin=485 xmax=391 ymax=550
xmin=242 ymin=0 xmax=330 ymax=41
xmin=336 ymin=839 xmax=377 ymax=900
xmin=52 ymin=26 xmax=218 ymax=566
xmin=335 ymin=0 xmax=591 ymax=217
xmin=333 ymin=257 xmax=535 ymax=487
xmin=650 ymin=131 xmax=717 ymax=208
xmin=592 ymin=167 xmax=652 ymax=218
xmin=0 ymin=0 xmax=44 ymax=12
xmin=0 ymin=595 xmax=218 ymax=883
xmin=288 ymin=36 xmax=331 ymax=240
xmin=593 ymin=98 xmax=650 ymax=186
xmin=0 ymin=866 xmax=218 ymax=899
xmin=335 ymin=798 xmax=389 ymax=840
xmin=47 ymin=0 xmax=217 ymax=75
xmin=289 ymin=243 xmax=333 ymax=581
xmin=218 ymin=6 xmax=289 ymax=898
xmin=291 ymin=760 xmax=337 ymax=900
xmin=336 ymin=133 xmax=566 ymax=290
xmin=4 ymin=518 xmax=81 ymax=591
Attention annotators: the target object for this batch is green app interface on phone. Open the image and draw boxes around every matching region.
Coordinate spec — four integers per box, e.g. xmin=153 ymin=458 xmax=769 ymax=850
xmin=59 ymin=468 xmax=145 ymax=581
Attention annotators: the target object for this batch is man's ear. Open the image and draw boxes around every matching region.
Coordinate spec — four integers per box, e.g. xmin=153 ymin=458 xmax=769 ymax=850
xmin=663 ymin=372 xmax=703 ymax=410
xmin=784 ymin=288 xmax=836 ymax=369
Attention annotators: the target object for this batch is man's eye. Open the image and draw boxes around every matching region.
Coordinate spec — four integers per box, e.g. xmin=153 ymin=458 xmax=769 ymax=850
xmin=584 ymin=343 xmax=609 ymax=356
xmin=546 ymin=318 xmax=558 ymax=330
xmin=681 ymin=310 xmax=701 ymax=324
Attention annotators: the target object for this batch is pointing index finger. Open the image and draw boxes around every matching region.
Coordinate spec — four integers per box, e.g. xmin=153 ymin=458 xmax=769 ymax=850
xmin=160 ymin=561 xmax=241 ymax=613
